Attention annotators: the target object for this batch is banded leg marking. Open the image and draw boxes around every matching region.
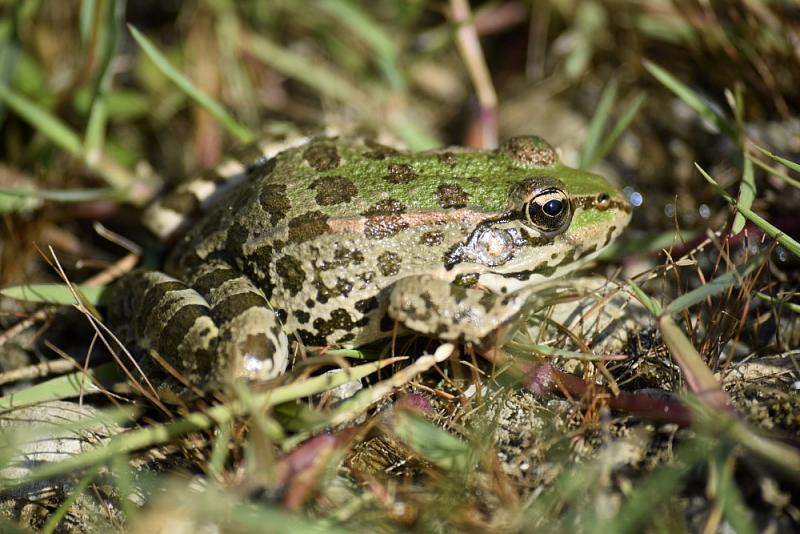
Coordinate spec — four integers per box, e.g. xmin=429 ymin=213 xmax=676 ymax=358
xmin=187 ymin=260 xmax=289 ymax=382
xmin=108 ymin=270 xmax=219 ymax=385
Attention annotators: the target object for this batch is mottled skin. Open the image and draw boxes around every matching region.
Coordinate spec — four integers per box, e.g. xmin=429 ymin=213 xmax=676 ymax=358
xmin=108 ymin=135 xmax=631 ymax=389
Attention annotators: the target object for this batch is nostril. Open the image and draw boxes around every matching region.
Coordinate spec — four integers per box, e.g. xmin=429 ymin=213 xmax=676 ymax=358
xmin=595 ymin=192 xmax=611 ymax=210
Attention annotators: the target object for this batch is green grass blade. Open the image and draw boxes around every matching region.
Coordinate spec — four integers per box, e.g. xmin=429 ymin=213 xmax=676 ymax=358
xmin=754 ymin=144 xmax=800 ymax=175
xmin=627 ymin=279 xmax=662 ymax=316
xmin=0 ymin=187 xmax=118 ymax=203
xmin=662 ymin=254 xmax=762 ymax=316
xmin=0 ymin=189 xmax=41 ymax=213
xmin=591 ymin=91 xmax=646 ymax=168
xmin=242 ymin=32 xmax=366 ymax=106
xmin=644 ymin=60 xmax=737 ymax=139
xmin=749 ymin=152 xmax=800 ymax=189
xmin=78 ymin=0 xmax=97 ymax=45
xmin=0 ymin=363 xmax=122 ymax=411
xmin=755 ymin=291 xmax=800 ymax=313
xmin=697 ymin=163 xmax=800 ymax=258
xmin=710 ymin=452 xmax=757 ymax=534
xmin=732 ymin=153 xmax=755 ymax=233
xmin=579 ymin=78 xmax=617 ymax=169
xmin=41 ymin=467 xmax=101 ymax=534
xmin=392 ymin=410 xmax=471 ymax=471
xmin=1 ymin=283 xmax=105 ymax=306
xmin=128 ymin=25 xmax=254 ymax=144
xmin=85 ymin=0 xmax=124 ymax=157
xmin=319 ymin=0 xmax=405 ymax=90
xmin=603 ymin=228 xmax=696 ymax=258
xmin=0 ymin=84 xmax=82 ymax=156
xmin=505 ymin=341 xmax=620 ymax=362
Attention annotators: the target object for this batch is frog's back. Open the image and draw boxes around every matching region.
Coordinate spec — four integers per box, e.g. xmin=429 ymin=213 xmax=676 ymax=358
xmin=162 ymin=137 xmax=503 ymax=346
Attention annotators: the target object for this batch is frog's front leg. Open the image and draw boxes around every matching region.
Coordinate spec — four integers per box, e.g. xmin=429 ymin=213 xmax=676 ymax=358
xmin=387 ymin=275 xmax=536 ymax=348
xmin=108 ymin=260 xmax=288 ymax=389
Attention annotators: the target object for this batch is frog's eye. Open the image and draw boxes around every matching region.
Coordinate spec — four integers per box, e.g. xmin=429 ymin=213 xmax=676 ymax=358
xmin=523 ymin=187 xmax=572 ymax=236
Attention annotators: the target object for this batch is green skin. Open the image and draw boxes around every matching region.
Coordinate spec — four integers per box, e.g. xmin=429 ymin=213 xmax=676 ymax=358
xmin=109 ymin=136 xmax=631 ymax=388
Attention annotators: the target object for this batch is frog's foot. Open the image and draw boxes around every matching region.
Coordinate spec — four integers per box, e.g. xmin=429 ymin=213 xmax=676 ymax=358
xmin=107 ymin=263 xmax=288 ymax=389
xmin=387 ymin=275 xmax=534 ymax=348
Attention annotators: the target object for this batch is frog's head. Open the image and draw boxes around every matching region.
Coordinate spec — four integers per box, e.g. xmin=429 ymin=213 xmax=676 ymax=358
xmin=448 ymin=136 xmax=632 ymax=291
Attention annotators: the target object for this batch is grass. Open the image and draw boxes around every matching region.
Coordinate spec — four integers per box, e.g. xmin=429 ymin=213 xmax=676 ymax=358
xmin=1 ymin=1 xmax=799 ymax=532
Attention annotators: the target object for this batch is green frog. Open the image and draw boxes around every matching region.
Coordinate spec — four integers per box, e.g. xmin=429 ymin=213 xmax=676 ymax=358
xmin=108 ymin=135 xmax=631 ymax=388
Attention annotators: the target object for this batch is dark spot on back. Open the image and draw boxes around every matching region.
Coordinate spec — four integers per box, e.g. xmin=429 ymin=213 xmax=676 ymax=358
xmin=296 ymin=329 xmax=326 ymax=346
xmin=275 ymin=255 xmax=306 ymax=296
xmin=377 ymin=251 xmax=401 ymax=277
xmin=363 ymin=140 xmax=400 ymax=160
xmin=245 ymin=244 xmax=273 ymax=274
xmin=303 ymin=142 xmax=340 ymax=171
xmin=355 ymin=296 xmax=379 ymax=314
xmin=362 ymin=199 xmax=408 ymax=239
xmin=288 ymin=211 xmax=330 ymax=243
xmin=383 ymin=163 xmax=417 ymax=184
xmin=437 ymin=152 xmax=459 ymax=166
xmin=309 ymin=175 xmax=358 ymax=206
xmin=420 ymin=230 xmax=444 ymax=246
xmin=259 ymin=183 xmax=291 ymax=225
xmin=453 ymin=272 xmax=479 ymax=287
xmin=478 ymin=291 xmax=497 ymax=312
xmin=379 ymin=313 xmax=395 ymax=332
xmin=312 ymin=275 xmax=353 ymax=304
xmin=223 ymin=223 xmax=250 ymax=257
xmin=312 ymin=308 xmax=358 ymax=340
xmin=294 ymin=310 xmax=311 ymax=324
xmin=436 ymin=183 xmax=469 ymax=209
xmin=449 ymin=285 xmax=469 ymax=304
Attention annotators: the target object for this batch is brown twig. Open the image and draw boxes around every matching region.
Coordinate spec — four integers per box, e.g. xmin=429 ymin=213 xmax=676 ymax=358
xmin=449 ymin=0 xmax=498 ymax=149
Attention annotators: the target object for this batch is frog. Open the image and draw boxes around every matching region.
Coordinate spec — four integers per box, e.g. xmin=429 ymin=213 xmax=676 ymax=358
xmin=107 ymin=135 xmax=631 ymax=390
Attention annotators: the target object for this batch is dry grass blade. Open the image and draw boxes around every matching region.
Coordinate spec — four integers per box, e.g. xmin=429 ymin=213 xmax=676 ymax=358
xmin=450 ymin=0 xmax=497 ymax=148
xmin=658 ymin=315 xmax=730 ymax=411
